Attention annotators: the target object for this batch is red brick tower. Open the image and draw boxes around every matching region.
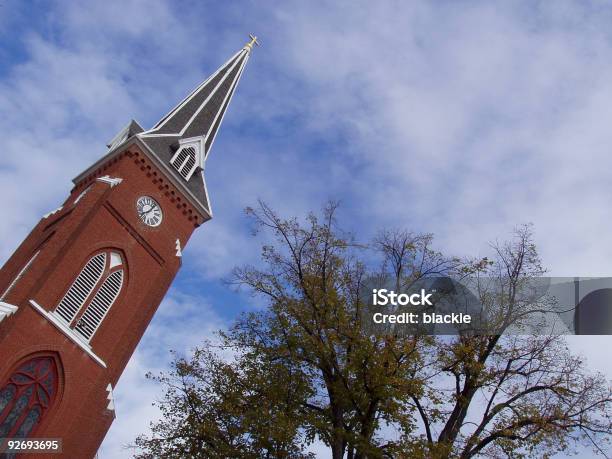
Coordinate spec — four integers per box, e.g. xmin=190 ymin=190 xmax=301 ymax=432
xmin=0 ymin=36 xmax=257 ymax=458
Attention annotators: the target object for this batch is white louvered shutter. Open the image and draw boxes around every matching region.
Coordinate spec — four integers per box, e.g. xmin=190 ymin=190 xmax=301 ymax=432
xmin=55 ymin=253 xmax=106 ymax=323
xmin=74 ymin=269 xmax=124 ymax=341
xmin=170 ymin=146 xmax=197 ymax=179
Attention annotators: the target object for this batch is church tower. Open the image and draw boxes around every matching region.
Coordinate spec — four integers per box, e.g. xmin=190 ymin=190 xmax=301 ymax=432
xmin=0 ymin=36 xmax=257 ymax=458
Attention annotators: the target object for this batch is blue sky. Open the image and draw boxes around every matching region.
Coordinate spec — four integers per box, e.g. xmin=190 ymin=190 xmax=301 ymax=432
xmin=1 ymin=1 xmax=611 ymax=457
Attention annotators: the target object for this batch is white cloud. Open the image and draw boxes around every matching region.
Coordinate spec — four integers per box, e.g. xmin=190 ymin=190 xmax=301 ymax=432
xmin=266 ymin=1 xmax=612 ymax=279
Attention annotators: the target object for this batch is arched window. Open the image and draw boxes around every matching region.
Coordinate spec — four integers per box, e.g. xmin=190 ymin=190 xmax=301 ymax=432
xmin=0 ymin=356 xmax=59 ymax=439
xmin=54 ymin=250 xmax=125 ymax=342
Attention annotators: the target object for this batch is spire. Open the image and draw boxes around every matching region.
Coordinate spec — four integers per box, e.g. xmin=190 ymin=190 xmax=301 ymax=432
xmin=139 ymin=39 xmax=254 ymax=156
xmin=135 ymin=37 xmax=256 ymax=218
xmin=73 ymin=38 xmax=255 ymax=221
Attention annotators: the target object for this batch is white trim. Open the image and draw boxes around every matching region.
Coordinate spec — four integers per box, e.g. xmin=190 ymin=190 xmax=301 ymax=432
xmin=176 ymin=52 xmax=246 ymax=138
xmin=29 ymin=299 xmax=107 ymax=368
xmin=139 ymin=50 xmax=247 ymax=139
xmin=202 ymin=175 xmax=213 ymax=218
xmin=169 ymin=147 xmax=182 ymax=165
xmin=204 ymin=52 xmax=250 ymax=158
xmin=74 ymin=185 xmax=93 ymax=205
xmin=71 ymin=119 xmax=142 ymax=186
xmin=106 ymin=383 xmax=115 ymax=411
xmin=43 ymin=206 xmax=63 ymax=219
xmin=143 ymin=49 xmax=244 ymax=134
xmin=179 ymin=135 xmax=206 ymax=149
xmin=106 ymin=122 xmax=132 ymax=150
xmin=136 ymin=133 xmax=181 ymax=138
xmin=109 ymin=252 xmax=122 ymax=269
xmin=97 ymin=176 xmax=123 ymax=187
xmin=0 ymin=250 xmax=40 ymax=301
xmin=0 ymin=301 xmax=18 ymax=323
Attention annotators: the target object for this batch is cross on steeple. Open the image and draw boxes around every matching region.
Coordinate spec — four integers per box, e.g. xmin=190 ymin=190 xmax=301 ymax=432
xmin=245 ymin=34 xmax=260 ymax=51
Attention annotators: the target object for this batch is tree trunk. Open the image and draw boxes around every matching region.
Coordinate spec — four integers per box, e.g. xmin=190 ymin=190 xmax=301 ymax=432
xmin=331 ymin=436 xmax=345 ymax=459
xmin=330 ymin=402 xmax=346 ymax=459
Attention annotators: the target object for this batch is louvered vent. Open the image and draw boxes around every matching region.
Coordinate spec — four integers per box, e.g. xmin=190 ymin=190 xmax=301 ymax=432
xmin=55 ymin=253 xmax=106 ymax=324
xmin=170 ymin=146 xmax=197 ymax=179
xmin=75 ymin=270 xmax=124 ymax=341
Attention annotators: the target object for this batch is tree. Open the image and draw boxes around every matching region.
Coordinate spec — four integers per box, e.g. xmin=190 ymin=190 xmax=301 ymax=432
xmin=135 ymin=203 xmax=612 ymax=458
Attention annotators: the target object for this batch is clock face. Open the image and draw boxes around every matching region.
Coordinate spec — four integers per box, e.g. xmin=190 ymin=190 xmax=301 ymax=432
xmin=136 ymin=196 xmax=163 ymax=227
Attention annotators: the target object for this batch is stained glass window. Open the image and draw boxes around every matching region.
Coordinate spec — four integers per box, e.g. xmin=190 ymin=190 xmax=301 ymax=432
xmin=0 ymin=356 xmax=58 ymax=439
